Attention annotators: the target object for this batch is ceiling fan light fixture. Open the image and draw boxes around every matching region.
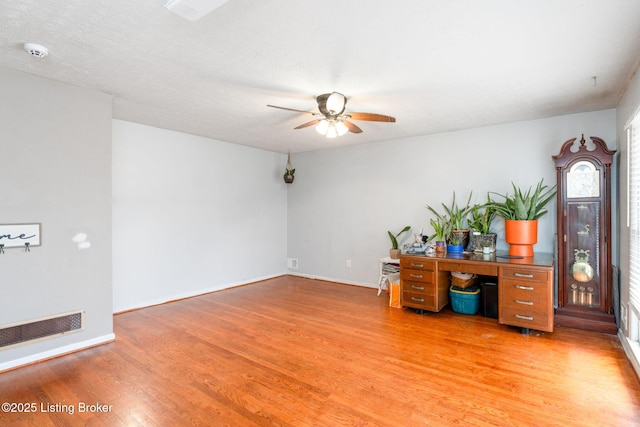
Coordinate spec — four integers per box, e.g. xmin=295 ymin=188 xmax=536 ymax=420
xmin=315 ymin=119 xmax=329 ymax=135
xmin=335 ymin=120 xmax=349 ymax=136
xmin=325 ymin=123 xmax=338 ymax=139
xmin=267 ymin=92 xmax=395 ymax=138
xmin=326 ymin=92 xmax=346 ymax=115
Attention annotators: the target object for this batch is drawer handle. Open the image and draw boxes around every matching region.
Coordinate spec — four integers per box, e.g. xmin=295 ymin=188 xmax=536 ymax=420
xmin=515 ymin=299 xmax=534 ymax=306
xmin=409 ymin=273 xmax=423 ymax=279
xmin=411 ymin=297 xmax=425 ymax=303
xmin=515 ymin=314 xmax=534 ymax=321
xmin=411 ymin=285 xmax=425 ymax=291
xmin=410 ymin=263 xmax=424 ymax=268
xmin=514 ymin=273 xmax=534 ymax=278
xmin=515 ymin=285 xmax=534 ymax=291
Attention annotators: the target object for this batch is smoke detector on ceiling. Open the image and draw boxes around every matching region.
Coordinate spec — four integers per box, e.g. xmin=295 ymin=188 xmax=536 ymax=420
xmin=23 ymin=43 xmax=49 ymax=58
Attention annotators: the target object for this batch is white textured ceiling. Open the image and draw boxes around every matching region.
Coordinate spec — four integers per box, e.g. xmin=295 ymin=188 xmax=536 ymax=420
xmin=2 ymin=0 xmax=640 ymax=153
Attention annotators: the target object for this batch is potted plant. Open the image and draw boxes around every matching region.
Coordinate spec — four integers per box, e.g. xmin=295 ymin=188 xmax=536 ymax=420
xmin=388 ymin=226 xmax=410 ymax=259
xmin=427 ymin=191 xmax=472 ymax=249
xmin=283 ymin=167 xmax=295 ymax=184
xmin=467 ymin=196 xmax=498 ymax=253
xmin=489 ymin=179 xmax=557 ymax=256
xmin=429 ymin=217 xmax=451 ymax=254
xmin=446 ymin=232 xmax=465 ymax=254
xmin=284 ymin=152 xmax=295 ymax=184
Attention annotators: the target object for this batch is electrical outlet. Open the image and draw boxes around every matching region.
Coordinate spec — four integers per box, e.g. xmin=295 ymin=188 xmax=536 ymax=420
xmin=287 ymin=258 xmax=298 ymax=269
xmin=346 ymin=259 xmax=352 ymax=268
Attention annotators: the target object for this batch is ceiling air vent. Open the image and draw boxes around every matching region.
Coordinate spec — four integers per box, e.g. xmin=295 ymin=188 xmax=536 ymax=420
xmin=0 ymin=310 xmax=84 ymax=350
xmin=165 ymin=0 xmax=230 ymax=21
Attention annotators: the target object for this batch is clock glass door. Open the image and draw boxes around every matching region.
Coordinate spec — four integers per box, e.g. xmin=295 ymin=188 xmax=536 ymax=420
xmin=564 ymin=201 xmax=601 ymax=308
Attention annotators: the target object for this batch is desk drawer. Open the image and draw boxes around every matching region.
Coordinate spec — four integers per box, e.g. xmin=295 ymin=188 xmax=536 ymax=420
xmin=400 ymin=268 xmax=434 ymax=283
xmin=500 ymin=279 xmax=551 ymax=312
xmin=402 ymin=291 xmax=436 ymax=310
xmin=400 ymin=258 xmax=435 ymax=271
xmin=402 ymin=280 xmax=435 ymax=295
xmin=438 ymin=261 xmax=498 ymax=276
xmin=499 ymin=307 xmax=553 ymax=332
xmin=501 ymin=267 xmax=550 ymax=282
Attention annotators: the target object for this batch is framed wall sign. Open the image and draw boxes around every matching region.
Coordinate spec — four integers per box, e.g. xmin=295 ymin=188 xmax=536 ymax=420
xmin=0 ymin=223 xmax=41 ymax=249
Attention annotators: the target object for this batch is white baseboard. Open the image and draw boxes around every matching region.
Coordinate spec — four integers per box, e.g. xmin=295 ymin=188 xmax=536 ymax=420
xmin=287 ymin=272 xmax=377 ymax=289
xmin=0 ymin=333 xmax=115 ymax=373
xmin=619 ymin=329 xmax=640 ymax=379
xmin=113 ymin=272 xmax=287 ymax=314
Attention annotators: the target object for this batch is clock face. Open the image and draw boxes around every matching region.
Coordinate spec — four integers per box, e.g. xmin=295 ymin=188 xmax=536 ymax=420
xmin=567 ymin=161 xmax=600 ymax=198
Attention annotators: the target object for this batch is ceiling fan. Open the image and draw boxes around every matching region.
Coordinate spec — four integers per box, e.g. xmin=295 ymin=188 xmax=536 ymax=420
xmin=267 ymin=92 xmax=396 ymax=138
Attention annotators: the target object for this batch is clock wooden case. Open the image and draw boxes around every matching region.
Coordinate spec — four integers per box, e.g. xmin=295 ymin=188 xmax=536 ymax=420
xmin=552 ymin=135 xmax=617 ymax=334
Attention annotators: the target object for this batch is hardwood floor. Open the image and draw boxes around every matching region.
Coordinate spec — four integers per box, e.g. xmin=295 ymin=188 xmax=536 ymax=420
xmin=1 ymin=275 xmax=639 ymax=426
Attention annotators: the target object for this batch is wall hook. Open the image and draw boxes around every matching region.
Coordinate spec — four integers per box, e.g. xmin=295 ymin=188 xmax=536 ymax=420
xmin=0 ymin=244 xmax=4 ymax=254
xmin=24 ymin=242 xmax=30 ymax=252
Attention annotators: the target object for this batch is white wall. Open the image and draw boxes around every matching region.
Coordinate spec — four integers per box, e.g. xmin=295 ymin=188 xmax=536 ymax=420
xmin=112 ymin=120 xmax=288 ymax=312
xmin=287 ymin=110 xmax=617 ymax=286
xmin=0 ymin=67 xmax=113 ymax=370
xmin=616 ymin=65 xmax=640 ymax=337
xmin=613 ymin=62 xmax=640 ymax=379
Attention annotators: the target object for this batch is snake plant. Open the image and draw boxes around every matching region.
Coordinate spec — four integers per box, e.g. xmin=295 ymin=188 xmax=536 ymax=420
xmin=489 ymin=179 xmax=557 ymax=220
xmin=426 ymin=191 xmax=472 ymax=231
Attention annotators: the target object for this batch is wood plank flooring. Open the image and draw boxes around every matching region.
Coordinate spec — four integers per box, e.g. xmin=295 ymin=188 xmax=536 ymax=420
xmin=1 ymin=275 xmax=639 ymax=426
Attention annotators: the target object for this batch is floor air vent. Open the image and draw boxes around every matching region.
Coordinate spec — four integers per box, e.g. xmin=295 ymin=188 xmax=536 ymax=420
xmin=0 ymin=310 xmax=84 ymax=350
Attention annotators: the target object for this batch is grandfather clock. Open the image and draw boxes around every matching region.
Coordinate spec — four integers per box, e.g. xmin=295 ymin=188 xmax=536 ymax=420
xmin=553 ymin=135 xmax=617 ymax=334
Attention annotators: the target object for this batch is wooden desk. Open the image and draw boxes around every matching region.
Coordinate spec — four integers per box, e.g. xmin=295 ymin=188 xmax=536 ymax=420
xmin=399 ymin=252 xmax=555 ymax=332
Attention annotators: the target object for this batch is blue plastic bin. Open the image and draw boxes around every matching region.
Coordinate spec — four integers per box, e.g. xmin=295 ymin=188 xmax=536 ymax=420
xmin=449 ymin=285 xmax=480 ymax=315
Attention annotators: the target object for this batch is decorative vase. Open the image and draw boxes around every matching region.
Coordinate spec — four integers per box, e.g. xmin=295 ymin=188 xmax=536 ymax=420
xmin=450 ymin=229 xmax=469 ymax=249
xmin=389 ymin=249 xmax=401 ymax=259
xmin=446 ymin=244 xmax=464 ymax=254
xmin=435 ymin=241 xmax=446 ymax=254
xmin=468 ymin=232 xmax=497 ymax=253
xmin=505 ymin=219 xmax=538 ymax=257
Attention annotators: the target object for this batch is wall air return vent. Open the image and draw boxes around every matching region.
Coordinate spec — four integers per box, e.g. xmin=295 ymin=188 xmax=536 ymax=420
xmin=0 ymin=310 xmax=84 ymax=350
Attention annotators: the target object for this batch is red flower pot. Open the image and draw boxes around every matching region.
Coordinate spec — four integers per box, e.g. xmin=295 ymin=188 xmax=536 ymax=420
xmin=505 ymin=219 xmax=538 ymax=257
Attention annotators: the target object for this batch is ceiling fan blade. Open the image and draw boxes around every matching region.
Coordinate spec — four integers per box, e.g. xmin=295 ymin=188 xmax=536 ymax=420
xmin=267 ymin=105 xmax=315 ymax=115
xmin=348 ymin=112 xmax=396 ymax=122
xmin=343 ymin=120 xmax=363 ymax=134
xmin=294 ymin=119 xmax=321 ymax=129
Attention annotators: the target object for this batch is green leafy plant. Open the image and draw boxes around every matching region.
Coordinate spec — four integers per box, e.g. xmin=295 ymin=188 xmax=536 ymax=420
xmin=448 ymin=233 xmax=464 ymax=246
xmin=489 ymin=179 xmax=557 ymax=220
xmin=429 ymin=217 xmax=451 ymax=242
xmin=426 ymin=191 xmax=473 ymax=231
xmin=468 ymin=196 xmax=498 ymax=234
xmin=388 ymin=226 xmax=411 ymax=249
xmin=285 ymin=168 xmax=295 ymax=176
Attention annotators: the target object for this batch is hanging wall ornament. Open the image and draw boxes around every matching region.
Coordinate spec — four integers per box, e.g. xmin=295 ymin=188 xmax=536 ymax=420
xmin=284 ymin=152 xmax=295 ymax=184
